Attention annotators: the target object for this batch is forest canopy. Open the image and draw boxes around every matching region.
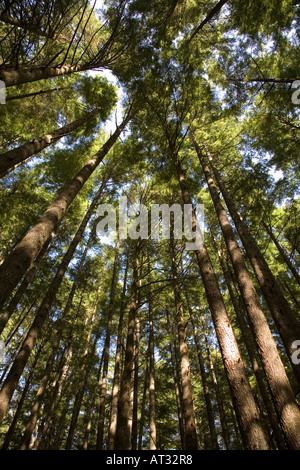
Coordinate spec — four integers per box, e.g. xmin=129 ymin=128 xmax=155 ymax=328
xmin=0 ymin=0 xmax=299 ymax=451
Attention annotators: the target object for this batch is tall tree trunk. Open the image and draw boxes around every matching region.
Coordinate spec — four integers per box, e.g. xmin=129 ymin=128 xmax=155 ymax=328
xmin=166 ymin=308 xmax=186 ymax=450
xmin=227 ymin=77 xmax=297 ymax=85
xmin=114 ymin=247 xmax=139 ymax=450
xmin=188 ymin=0 xmax=228 ymax=42
xmin=131 ymin=302 xmax=140 ymax=451
xmin=2 ymin=299 xmax=36 ymax=349
xmin=138 ymin=361 xmax=149 ymax=450
xmin=107 ymin=259 xmax=129 ymax=450
xmin=34 ymin=342 xmax=70 ymax=450
xmin=0 ymin=110 xmax=132 ymax=309
xmin=169 ymin=223 xmax=199 ymax=450
xmin=6 ymin=86 xmax=69 ymax=102
xmin=96 ymin=238 xmax=120 ymax=450
xmin=209 ymin=228 xmax=288 ymax=450
xmin=172 ymin=152 xmax=269 ymax=450
xmin=0 ymin=64 xmax=90 ymax=88
xmin=0 ymin=107 xmax=101 ymax=179
xmin=19 ymin=229 xmax=93 ymax=450
xmin=37 ymin=330 xmax=75 ymax=450
xmin=193 ymin=135 xmax=300 ymax=449
xmin=65 ymin=281 xmax=103 ymax=450
xmin=263 ymin=223 xmax=300 ymax=285
xmin=82 ymin=348 xmax=104 ymax=450
xmin=183 ymin=287 xmax=219 ymax=450
xmin=1 ymin=340 xmax=44 ymax=450
xmin=148 ymin=264 xmax=157 ymax=450
xmin=200 ymin=315 xmax=232 ymax=450
xmin=206 ymin=146 xmax=300 ymax=385
xmin=0 ymin=183 xmax=106 ymax=425
xmin=50 ymin=364 xmax=77 ymax=449
xmin=0 ymin=2 xmax=126 ymax=88
xmin=0 ymin=232 xmax=55 ymax=334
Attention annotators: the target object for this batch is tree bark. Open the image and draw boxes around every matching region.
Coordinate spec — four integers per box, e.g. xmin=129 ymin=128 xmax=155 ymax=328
xmin=169 ymin=223 xmax=199 ymax=450
xmin=193 ymin=135 xmax=300 ymax=449
xmin=183 ymin=288 xmax=219 ymax=449
xmin=107 ymin=259 xmax=129 ymax=450
xmin=172 ymin=152 xmax=269 ymax=450
xmin=200 ymin=315 xmax=232 ymax=450
xmin=263 ymin=223 xmax=300 ymax=285
xmin=209 ymin=227 xmax=288 ymax=450
xmin=82 ymin=348 xmax=104 ymax=450
xmin=1 ymin=341 xmax=44 ymax=450
xmin=0 ymin=64 xmax=89 ymax=88
xmin=6 ymin=86 xmax=68 ymax=102
xmin=206 ymin=146 xmax=300 ymax=385
xmin=96 ymin=238 xmax=120 ymax=450
xmin=148 ymin=265 xmax=157 ymax=450
xmin=0 ymin=232 xmax=55 ymax=334
xmin=166 ymin=308 xmax=186 ymax=449
xmin=114 ymin=247 xmax=139 ymax=450
xmin=0 ymin=107 xmax=101 ymax=179
xmin=131 ymin=297 xmax=140 ymax=451
xmin=138 ymin=361 xmax=149 ymax=450
xmin=19 ymin=229 xmax=93 ymax=450
xmin=65 ymin=282 xmax=103 ymax=450
xmin=0 ymin=110 xmax=132 ymax=309
xmin=0 ymin=183 xmax=106 ymax=425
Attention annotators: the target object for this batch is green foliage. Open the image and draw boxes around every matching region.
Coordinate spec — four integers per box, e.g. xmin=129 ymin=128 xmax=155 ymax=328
xmin=0 ymin=0 xmax=299 ymax=452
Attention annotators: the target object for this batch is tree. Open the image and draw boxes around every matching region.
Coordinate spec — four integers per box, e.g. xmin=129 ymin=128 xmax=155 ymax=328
xmin=1 ymin=0 xmax=299 ymax=452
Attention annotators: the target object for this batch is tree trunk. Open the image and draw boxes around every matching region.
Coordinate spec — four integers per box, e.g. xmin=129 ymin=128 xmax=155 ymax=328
xmin=131 ymin=300 xmax=140 ymax=451
xmin=107 ymin=259 xmax=129 ymax=450
xmin=0 ymin=232 xmax=55 ymax=334
xmin=188 ymin=0 xmax=228 ymax=42
xmin=206 ymin=146 xmax=300 ymax=385
xmin=19 ymin=229 xmax=93 ymax=450
xmin=263 ymin=223 xmax=300 ymax=285
xmin=0 ymin=64 xmax=89 ymax=88
xmin=194 ymin=135 xmax=300 ymax=449
xmin=6 ymin=86 xmax=69 ymax=102
xmin=166 ymin=308 xmax=186 ymax=450
xmin=34 ymin=342 xmax=69 ymax=449
xmin=183 ymin=288 xmax=219 ymax=449
xmin=0 ymin=107 xmax=101 ymax=179
xmin=0 ymin=110 xmax=132 ymax=309
xmin=209 ymin=228 xmax=288 ymax=450
xmin=169 ymin=224 xmax=199 ymax=450
xmin=114 ymin=247 xmax=139 ymax=450
xmin=138 ymin=361 xmax=149 ymax=450
xmin=82 ymin=349 xmax=104 ymax=450
xmin=0 ymin=183 xmax=106 ymax=425
xmin=36 ymin=330 xmax=75 ymax=450
xmin=200 ymin=316 xmax=232 ymax=450
xmin=227 ymin=77 xmax=297 ymax=85
xmin=65 ymin=282 xmax=103 ymax=450
xmin=148 ymin=266 xmax=157 ymax=450
xmin=96 ymin=238 xmax=120 ymax=450
xmin=1 ymin=341 xmax=44 ymax=450
xmin=172 ymin=152 xmax=269 ymax=450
